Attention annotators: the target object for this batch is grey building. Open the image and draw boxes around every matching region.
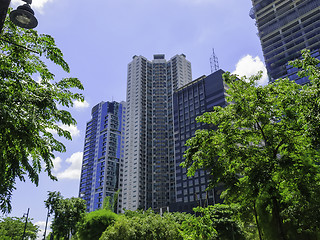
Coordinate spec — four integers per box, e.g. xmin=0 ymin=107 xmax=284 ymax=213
xmin=250 ymin=0 xmax=320 ymax=84
xmin=121 ymin=54 xmax=192 ymax=211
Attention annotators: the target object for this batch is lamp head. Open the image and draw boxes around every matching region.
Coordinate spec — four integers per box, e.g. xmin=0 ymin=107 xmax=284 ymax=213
xmin=9 ymin=3 xmax=38 ymax=29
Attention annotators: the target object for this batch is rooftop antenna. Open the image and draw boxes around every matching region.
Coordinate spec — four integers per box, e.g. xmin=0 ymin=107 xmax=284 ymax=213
xmin=210 ymin=48 xmax=219 ymax=73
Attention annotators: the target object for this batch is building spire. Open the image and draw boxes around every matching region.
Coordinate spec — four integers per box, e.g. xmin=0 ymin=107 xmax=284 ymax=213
xmin=210 ymin=48 xmax=219 ymax=73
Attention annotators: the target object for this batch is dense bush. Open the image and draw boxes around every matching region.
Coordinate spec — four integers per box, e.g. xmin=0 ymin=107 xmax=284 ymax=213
xmin=77 ymin=209 xmax=118 ymax=240
xmin=100 ymin=211 xmax=183 ymax=240
xmin=99 ymin=206 xmax=248 ymax=240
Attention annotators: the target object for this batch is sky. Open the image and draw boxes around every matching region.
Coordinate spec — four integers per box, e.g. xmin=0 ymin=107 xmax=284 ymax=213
xmin=6 ymin=0 xmax=267 ymax=238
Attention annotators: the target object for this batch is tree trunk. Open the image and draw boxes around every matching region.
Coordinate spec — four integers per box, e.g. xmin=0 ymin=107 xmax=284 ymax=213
xmin=272 ymin=197 xmax=286 ymax=240
xmin=253 ymin=202 xmax=263 ymax=240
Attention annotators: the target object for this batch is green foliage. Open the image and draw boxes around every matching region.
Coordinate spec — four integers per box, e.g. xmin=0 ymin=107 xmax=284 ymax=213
xmin=77 ymin=209 xmax=118 ymax=240
xmin=100 ymin=211 xmax=183 ymax=240
xmin=167 ymin=211 xmax=193 ymax=225
xmin=0 ymin=216 xmax=39 ymax=240
xmin=179 ymin=204 xmax=244 ymax=240
xmin=180 ymin=210 xmax=217 ymax=240
xmin=102 ymin=190 xmax=120 ymax=213
xmin=47 ymin=232 xmax=54 ymax=240
xmin=182 ymin=50 xmax=320 ymax=239
xmin=45 ymin=191 xmax=86 ymax=239
xmin=102 ymin=196 xmax=112 ymax=211
xmin=198 ymin=204 xmax=245 ymax=240
xmin=0 ymin=9 xmax=84 ymax=213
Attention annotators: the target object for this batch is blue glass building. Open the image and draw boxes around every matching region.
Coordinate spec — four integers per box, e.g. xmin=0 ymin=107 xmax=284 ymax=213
xmin=170 ymin=70 xmax=227 ymax=213
xmin=250 ymin=0 xmax=320 ymax=83
xmin=79 ymin=101 xmax=126 ymax=212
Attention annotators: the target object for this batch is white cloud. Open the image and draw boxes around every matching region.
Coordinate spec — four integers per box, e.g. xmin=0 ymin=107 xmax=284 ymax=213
xmin=233 ymin=55 xmax=269 ymax=86
xmin=73 ymin=100 xmax=90 ymax=110
xmin=59 ymin=124 xmax=80 ymax=138
xmin=57 ymin=152 xmax=83 ymax=180
xmin=45 ymin=124 xmax=80 ymax=139
xmin=52 ymin=156 xmax=62 ymax=172
xmin=11 ymin=0 xmax=54 ymax=13
xmin=35 ymin=220 xmax=51 ymax=240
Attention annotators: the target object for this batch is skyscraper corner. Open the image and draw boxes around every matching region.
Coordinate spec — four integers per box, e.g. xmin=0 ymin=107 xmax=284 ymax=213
xmin=250 ymin=0 xmax=320 ymax=84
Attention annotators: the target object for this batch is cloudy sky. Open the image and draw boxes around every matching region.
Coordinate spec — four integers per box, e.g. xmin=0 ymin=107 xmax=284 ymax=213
xmin=7 ymin=0 xmax=267 ymax=238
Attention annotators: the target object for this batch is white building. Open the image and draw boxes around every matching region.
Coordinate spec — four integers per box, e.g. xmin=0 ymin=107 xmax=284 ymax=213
xmin=121 ymin=54 xmax=192 ymax=211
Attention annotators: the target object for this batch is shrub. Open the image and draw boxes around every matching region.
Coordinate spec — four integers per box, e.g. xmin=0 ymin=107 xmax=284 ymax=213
xmin=100 ymin=212 xmax=183 ymax=240
xmin=77 ymin=209 xmax=118 ymax=240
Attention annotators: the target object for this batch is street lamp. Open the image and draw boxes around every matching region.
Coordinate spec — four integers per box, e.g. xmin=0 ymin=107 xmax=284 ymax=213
xmin=10 ymin=0 xmax=38 ymax=29
xmin=0 ymin=0 xmax=37 ymax=33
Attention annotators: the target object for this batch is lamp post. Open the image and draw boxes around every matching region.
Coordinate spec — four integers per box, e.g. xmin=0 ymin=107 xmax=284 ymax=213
xmin=43 ymin=207 xmax=50 ymax=240
xmin=21 ymin=208 xmax=30 ymax=240
xmin=0 ymin=0 xmax=37 ymax=33
xmin=0 ymin=0 xmax=11 ymax=32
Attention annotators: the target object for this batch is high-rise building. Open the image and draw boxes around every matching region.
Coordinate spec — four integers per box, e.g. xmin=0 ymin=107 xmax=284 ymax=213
xmin=122 ymin=54 xmax=192 ymax=211
xmin=170 ymin=70 xmax=227 ymax=213
xmin=250 ymin=0 xmax=320 ymax=84
xmin=79 ymin=101 xmax=126 ymax=212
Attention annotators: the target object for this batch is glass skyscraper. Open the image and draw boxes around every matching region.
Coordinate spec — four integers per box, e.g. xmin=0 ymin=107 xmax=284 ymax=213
xmin=250 ymin=0 xmax=320 ymax=84
xmin=121 ymin=54 xmax=192 ymax=211
xmin=79 ymin=101 xmax=126 ymax=212
xmin=170 ymin=70 xmax=227 ymax=213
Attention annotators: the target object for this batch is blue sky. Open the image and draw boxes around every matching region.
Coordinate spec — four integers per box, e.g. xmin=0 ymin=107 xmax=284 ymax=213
xmin=6 ymin=0 xmax=267 ymax=238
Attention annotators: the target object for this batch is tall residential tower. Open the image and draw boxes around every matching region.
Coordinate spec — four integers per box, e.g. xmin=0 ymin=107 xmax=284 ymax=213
xmin=122 ymin=54 xmax=192 ymax=211
xmin=250 ymin=0 xmax=320 ymax=84
xmin=79 ymin=101 xmax=126 ymax=212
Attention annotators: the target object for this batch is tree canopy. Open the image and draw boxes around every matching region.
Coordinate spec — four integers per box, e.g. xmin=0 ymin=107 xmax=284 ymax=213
xmin=45 ymin=191 xmax=86 ymax=239
xmin=182 ymin=50 xmax=320 ymax=239
xmin=76 ymin=208 xmax=118 ymax=240
xmin=0 ymin=10 xmax=84 ymax=213
xmin=0 ymin=216 xmax=39 ymax=240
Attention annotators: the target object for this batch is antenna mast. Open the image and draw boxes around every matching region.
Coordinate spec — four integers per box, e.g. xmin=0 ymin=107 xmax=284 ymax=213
xmin=210 ymin=48 xmax=219 ymax=73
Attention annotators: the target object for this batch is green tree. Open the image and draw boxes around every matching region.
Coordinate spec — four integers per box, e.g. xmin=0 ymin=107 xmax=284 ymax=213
xmin=0 ymin=10 xmax=84 ymax=213
xmin=0 ymin=216 xmax=39 ymax=240
xmin=45 ymin=191 xmax=86 ymax=239
xmin=182 ymin=50 xmax=320 ymax=239
xmin=76 ymin=209 xmax=118 ymax=240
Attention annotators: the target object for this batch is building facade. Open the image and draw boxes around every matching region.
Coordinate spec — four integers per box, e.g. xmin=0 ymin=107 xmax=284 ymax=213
xmin=79 ymin=101 xmax=126 ymax=212
xmin=121 ymin=54 xmax=192 ymax=211
xmin=250 ymin=0 xmax=320 ymax=83
xmin=170 ymin=70 xmax=227 ymax=213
